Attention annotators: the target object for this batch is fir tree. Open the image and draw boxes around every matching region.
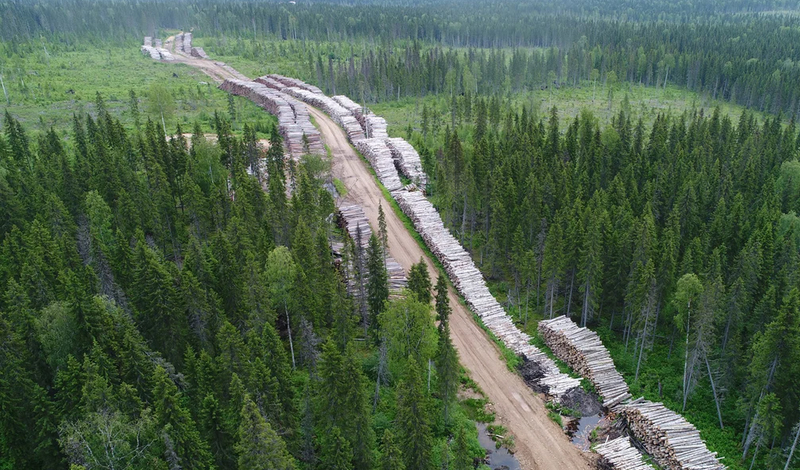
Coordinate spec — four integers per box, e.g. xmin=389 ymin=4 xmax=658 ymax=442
xmin=235 ymin=395 xmax=295 ymax=470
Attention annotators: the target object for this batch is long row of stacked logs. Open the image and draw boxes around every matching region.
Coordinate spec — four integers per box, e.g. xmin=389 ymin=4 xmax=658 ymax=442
xmin=141 ymin=37 xmax=174 ymax=61
xmin=268 ymin=75 xmax=583 ymax=398
xmin=538 ymin=316 xmax=725 ymax=470
xmin=337 ymin=205 xmax=407 ymax=295
xmin=538 ymin=316 xmax=631 ymax=409
xmin=174 ymin=33 xmax=193 ymax=55
xmin=594 ymin=437 xmax=656 ymax=470
xmin=390 ymin=189 xmax=581 ymax=397
xmin=256 ymin=76 xmax=428 ymax=189
xmin=218 ymin=79 xmax=324 ymax=158
xmin=621 ymin=399 xmax=725 ymax=470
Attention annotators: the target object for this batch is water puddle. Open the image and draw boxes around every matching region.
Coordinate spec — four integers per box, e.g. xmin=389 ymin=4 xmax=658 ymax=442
xmin=569 ymin=414 xmax=602 ymax=451
xmin=476 ymin=422 xmax=521 ymax=470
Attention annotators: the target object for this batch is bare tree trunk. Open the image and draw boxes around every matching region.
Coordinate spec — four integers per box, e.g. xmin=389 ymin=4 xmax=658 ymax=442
xmin=635 ymin=304 xmax=650 ymax=382
xmin=705 ymin=354 xmax=724 ymax=429
xmin=785 ymin=422 xmax=800 ymax=470
xmin=284 ymin=304 xmax=296 ymax=370
xmin=682 ymin=300 xmax=691 ymax=412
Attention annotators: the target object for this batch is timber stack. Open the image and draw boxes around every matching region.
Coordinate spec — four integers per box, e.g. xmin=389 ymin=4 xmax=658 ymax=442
xmin=538 ymin=316 xmax=631 ymax=408
xmin=141 ymin=45 xmax=161 ymax=60
xmin=182 ymin=33 xmax=192 ymax=54
xmin=154 ymin=39 xmax=163 ymax=47
xmin=391 ymin=188 xmax=581 ymax=397
xmin=620 ymin=399 xmax=725 ymax=470
xmin=354 ymin=139 xmax=403 ymax=192
xmin=365 ymin=115 xmax=389 ymax=138
xmin=191 ymin=47 xmax=209 ymax=59
xmin=174 ymin=34 xmax=184 ymax=53
xmin=386 ymin=138 xmax=428 ymax=187
xmin=218 ymin=79 xmax=324 ymax=157
xmin=144 ymin=36 xmax=152 ymax=47
xmin=265 ymin=74 xmax=324 ymax=94
xmin=277 ymin=74 xmax=583 ymax=398
xmin=595 ymin=437 xmax=656 ymax=470
xmin=156 ymin=48 xmax=175 ymax=61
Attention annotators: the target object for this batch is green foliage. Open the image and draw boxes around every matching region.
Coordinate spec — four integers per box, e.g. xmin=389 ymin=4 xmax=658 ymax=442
xmin=235 ymin=395 xmax=296 ymax=470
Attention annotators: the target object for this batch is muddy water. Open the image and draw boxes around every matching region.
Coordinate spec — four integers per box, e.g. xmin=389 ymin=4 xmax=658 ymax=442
xmin=570 ymin=414 xmax=602 ymax=451
xmin=476 ymin=423 xmax=522 ymax=470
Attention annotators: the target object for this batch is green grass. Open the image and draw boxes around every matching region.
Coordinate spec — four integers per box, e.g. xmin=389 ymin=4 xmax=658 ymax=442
xmin=371 ymin=81 xmax=773 ymax=140
xmin=0 ymin=41 xmax=275 ymax=137
xmin=547 ymin=410 xmax=564 ymax=427
xmin=333 ymin=178 xmax=348 ymax=198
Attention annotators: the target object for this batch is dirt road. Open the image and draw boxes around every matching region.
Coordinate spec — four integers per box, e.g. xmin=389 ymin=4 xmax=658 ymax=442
xmin=169 ymin=52 xmax=591 ymax=470
xmin=308 ymin=107 xmax=591 ymax=470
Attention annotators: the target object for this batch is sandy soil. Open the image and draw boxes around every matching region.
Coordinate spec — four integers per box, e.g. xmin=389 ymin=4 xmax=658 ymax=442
xmin=165 ymin=47 xmax=592 ymax=470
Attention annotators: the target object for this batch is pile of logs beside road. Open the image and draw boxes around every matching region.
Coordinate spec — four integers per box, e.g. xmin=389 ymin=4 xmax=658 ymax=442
xmin=141 ymin=46 xmax=161 ymax=60
xmin=386 ymin=138 xmax=428 ymax=187
xmin=191 ymin=47 xmax=209 ymax=59
xmin=391 ymin=188 xmax=581 ymax=397
xmin=354 ymin=139 xmax=403 ymax=191
xmin=538 ymin=315 xmax=725 ymax=469
xmin=365 ymin=115 xmax=388 ymax=138
xmin=538 ymin=316 xmax=631 ymax=409
xmin=620 ymin=399 xmax=725 ymax=470
xmin=174 ymin=34 xmax=183 ymax=53
xmin=264 ymin=74 xmax=324 ymax=94
xmin=595 ymin=437 xmax=656 ymax=470
xmin=144 ymin=37 xmax=152 ymax=47
xmin=218 ymin=79 xmax=324 ymax=157
xmin=182 ymin=33 xmax=192 ymax=54
xmin=156 ymin=48 xmax=175 ymax=61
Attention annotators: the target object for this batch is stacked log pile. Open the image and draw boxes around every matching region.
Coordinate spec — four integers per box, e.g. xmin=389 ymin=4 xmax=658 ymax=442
xmin=354 ymin=139 xmax=403 ymax=191
xmin=332 ymin=95 xmax=363 ymax=117
xmin=265 ymin=74 xmax=323 ymax=94
xmin=275 ymin=85 xmax=368 ymax=142
xmin=144 ymin=37 xmax=152 ymax=47
xmin=386 ymin=138 xmax=428 ymax=187
xmin=155 ymin=39 xmax=163 ymax=47
xmin=620 ymin=399 xmax=725 ymax=470
xmin=255 ymin=76 xmax=286 ymax=91
xmin=337 ymin=205 xmax=407 ymax=295
xmin=182 ymin=33 xmax=192 ymax=54
xmin=191 ymin=47 xmax=209 ymax=59
xmin=391 ymin=188 xmax=581 ymax=397
xmin=156 ymin=48 xmax=175 ymax=61
xmin=174 ymin=34 xmax=184 ymax=53
xmin=365 ymin=115 xmax=388 ymax=138
xmin=218 ymin=79 xmax=324 ymax=157
xmin=538 ymin=316 xmax=631 ymax=409
xmin=141 ymin=46 xmax=161 ymax=60
xmin=595 ymin=437 xmax=655 ymax=470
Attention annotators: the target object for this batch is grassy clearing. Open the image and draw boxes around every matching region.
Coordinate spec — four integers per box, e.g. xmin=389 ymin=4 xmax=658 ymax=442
xmin=0 ymin=42 xmax=275 ymax=137
xmin=371 ymin=81 xmax=770 ymax=139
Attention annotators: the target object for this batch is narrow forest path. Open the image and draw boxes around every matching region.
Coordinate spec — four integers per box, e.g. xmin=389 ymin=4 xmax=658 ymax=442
xmin=171 ymin=55 xmax=592 ymax=470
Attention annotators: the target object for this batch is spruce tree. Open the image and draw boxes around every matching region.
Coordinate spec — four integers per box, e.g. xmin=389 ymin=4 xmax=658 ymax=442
xmin=366 ymin=233 xmax=388 ymax=340
xmin=235 ymin=395 xmax=296 ymax=470
xmin=396 ymin=357 xmax=433 ymax=470
xmin=318 ymin=425 xmax=353 ymax=470
xmin=436 ymin=321 xmax=459 ymax=425
xmin=380 ymin=429 xmax=405 ymax=470
xmin=152 ymin=365 xmax=213 ymax=470
xmin=434 ymin=273 xmax=451 ymax=324
xmin=407 ymin=258 xmax=432 ymax=304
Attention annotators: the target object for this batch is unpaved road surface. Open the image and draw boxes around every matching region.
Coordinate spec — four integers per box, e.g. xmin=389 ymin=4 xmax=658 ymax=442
xmin=308 ymin=107 xmax=592 ymax=470
xmin=170 ymin=51 xmax=592 ymax=470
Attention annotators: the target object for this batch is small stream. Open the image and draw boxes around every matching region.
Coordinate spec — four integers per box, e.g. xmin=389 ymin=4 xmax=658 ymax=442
xmin=476 ymin=423 xmax=522 ymax=470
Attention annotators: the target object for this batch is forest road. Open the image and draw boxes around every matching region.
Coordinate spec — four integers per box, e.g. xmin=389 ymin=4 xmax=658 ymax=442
xmin=307 ymin=106 xmax=593 ymax=470
xmin=174 ymin=53 xmax=592 ymax=469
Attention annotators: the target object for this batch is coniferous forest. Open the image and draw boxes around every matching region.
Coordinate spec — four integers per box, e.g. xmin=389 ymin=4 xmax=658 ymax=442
xmin=3 ymin=0 xmax=800 ymax=469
